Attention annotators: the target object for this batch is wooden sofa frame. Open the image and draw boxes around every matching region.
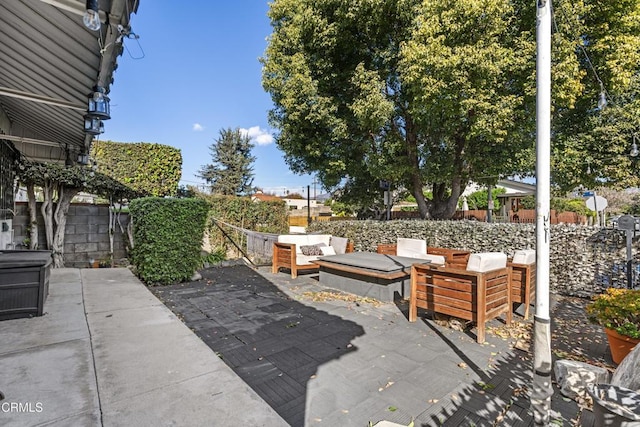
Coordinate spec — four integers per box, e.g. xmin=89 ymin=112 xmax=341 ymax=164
xmin=508 ymin=260 xmax=536 ymax=320
xmin=376 ymin=244 xmax=470 ymax=267
xmin=409 ymin=263 xmax=512 ymax=343
xmin=272 ymin=240 xmax=354 ymax=279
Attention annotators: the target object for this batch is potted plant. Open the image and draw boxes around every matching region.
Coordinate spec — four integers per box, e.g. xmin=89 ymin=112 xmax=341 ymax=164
xmin=586 ymin=288 xmax=640 ymax=364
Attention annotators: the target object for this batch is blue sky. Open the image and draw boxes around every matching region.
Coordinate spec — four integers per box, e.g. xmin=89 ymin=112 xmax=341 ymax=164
xmin=101 ymin=1 xmax=314 ymax=196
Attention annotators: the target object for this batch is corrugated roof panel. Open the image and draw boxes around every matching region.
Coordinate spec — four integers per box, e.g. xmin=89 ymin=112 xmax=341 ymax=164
xmin=0 ymin=0 xmax=139 ymax=159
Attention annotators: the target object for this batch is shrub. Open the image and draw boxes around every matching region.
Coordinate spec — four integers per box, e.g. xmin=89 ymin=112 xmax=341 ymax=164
xmin=465 ymin=187 xmax=506 ymax=210
xmin=129 ymin=197 xmax=209 ymax=285
xmin=586 ymin=288 xmax=640 ymax=339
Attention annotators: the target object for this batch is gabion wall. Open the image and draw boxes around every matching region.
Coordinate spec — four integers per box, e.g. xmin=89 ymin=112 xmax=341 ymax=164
xmin=308 ymin=220 xmax=640 ymax=297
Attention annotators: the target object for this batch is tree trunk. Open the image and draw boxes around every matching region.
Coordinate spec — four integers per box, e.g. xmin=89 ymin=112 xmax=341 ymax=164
xmin=429 ymin=178 xmax=463 ymax=219
xmin=404 ymin=114 xmax=431 ymax=219
xmin=108 ymin=196 xmax=115 ymax=266
xmin=115 ymin=200 xmax=134 ymax=252
xmin=426 ymin=134 xmax=467 ymax=219
xmin=40 ymin=181 xmax=54 ymax=250
xmin=51 ymin=186 xmax=78 ymax=268
xmin=26 ymin=183 xmax=38 ymax=250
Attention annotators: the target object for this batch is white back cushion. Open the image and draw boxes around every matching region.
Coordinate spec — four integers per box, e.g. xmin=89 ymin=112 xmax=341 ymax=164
xmin=330 ymin=236 xmax=349 ymax=254
xmin=466 ymin=252 xmax=507 ymax=272
xmin=396 ymin=238 xmax=427 ymax=258
xmin=513 ymin=249 xmax=536 ymax=265
xmin=278 ymin=235 xmax=310 ymax=253
xmin=306 ymin=235 xmax=332 ymax=247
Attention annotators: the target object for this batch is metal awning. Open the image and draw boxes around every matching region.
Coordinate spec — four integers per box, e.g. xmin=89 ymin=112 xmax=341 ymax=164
xmin=0 ymin=0 xmax=139 ymax=164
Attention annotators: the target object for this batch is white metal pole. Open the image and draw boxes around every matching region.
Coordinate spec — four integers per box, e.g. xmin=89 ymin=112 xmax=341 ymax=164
xmin=532 ymin=0 xmax=553 ymax=424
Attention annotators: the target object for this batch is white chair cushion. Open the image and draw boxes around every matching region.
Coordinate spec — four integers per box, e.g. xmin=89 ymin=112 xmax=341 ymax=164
xmin=396 ymin=238 xmax=427 ymax=258
xmin=466 ymin=252 xmax=507 ymax=272
xmin=278 ymin=234 xmax=332 ymax=254
xmin=330 ymin=236 xmax=349 ymax=254
xmin=513 ymin=249 xmax=536 ymax=265
xmin=410 ymin=253 xmax=446 ymax=265
xmin=278 ymin=235 xmax=311 ymax=253
xmin=306 ymin=235 xmax=332 ymax=247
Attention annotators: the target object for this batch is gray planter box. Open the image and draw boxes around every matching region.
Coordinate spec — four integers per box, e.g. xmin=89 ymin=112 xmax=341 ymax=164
xmin=0 ymin=250 xmax=52 ymax=320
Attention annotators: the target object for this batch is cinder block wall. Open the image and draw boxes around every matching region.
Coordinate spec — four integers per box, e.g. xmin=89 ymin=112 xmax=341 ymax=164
xmin=12 ymin=202 xmax=130 ymax=268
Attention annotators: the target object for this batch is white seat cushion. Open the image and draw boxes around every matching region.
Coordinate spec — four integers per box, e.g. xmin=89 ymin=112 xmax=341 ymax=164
xmin=513 ymin=249 xmax=536 ymax=265
xmin=466 ymin=252 xmax=507 ymax=272
xmin=410 ymin=253 xmax=446 ymax=265
xmin=396 ymin=238 xmax=427 ymax=258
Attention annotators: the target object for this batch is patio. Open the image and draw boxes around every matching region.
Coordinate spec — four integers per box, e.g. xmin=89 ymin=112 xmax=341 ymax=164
xmin=0 ymin=263 xmax=611 ymax=426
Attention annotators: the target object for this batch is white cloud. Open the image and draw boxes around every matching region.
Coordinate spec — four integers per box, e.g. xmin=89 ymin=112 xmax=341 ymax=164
xmin=240 ymin=126 xmax=274 ymax=146
xmin=192 ymin=123 xmax=204 ymax=132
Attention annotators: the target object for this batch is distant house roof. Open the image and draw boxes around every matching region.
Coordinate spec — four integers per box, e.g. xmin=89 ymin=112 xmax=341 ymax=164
xmin=496 ymin=179 xmax=535 ymax=197
xmin=252 ymin=192 xmax=282 ymax=202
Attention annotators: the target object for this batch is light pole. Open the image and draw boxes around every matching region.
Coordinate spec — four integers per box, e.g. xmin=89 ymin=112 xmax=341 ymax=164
xmin=532 ymin=0 xmax=553 ymax=425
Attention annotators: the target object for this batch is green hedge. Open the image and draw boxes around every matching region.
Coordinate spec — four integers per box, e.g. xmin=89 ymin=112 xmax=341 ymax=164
xmin=91 ymin=140 xmax=182 ymax=197
xmin=130 ymin=197 xmax=209 ymax=285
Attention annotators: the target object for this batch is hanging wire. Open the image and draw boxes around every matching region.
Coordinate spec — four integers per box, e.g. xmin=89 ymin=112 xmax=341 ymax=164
xmin=553 ymin=1 xmax=640 ymax=157
xmin=553 ymin=1 xmax=609 ymax=106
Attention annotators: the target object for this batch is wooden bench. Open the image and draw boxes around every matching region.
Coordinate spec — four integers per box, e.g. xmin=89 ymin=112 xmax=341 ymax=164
xmin=409 ymin=263 xmax=512 ymax=343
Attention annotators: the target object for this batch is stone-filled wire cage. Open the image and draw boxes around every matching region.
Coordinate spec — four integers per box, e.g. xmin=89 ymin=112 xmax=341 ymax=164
xmin=0 ymin=140 xmax=17 ymax=220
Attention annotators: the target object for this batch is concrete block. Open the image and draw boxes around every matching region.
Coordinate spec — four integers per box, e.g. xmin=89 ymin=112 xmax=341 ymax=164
xmin=554 ymin=359 xmax=610 ymax=400
xmin=91 ymin=215 xmax=109 ymax=225
xmin=72 ymin=206 xmax=92 ymax=216
xmin=66 ymin=233 xmax=88 ymax=244
xmin=68 ymin=215 xmax=89 ymax=225
xmin=74 ymin=243 xmax=98 ymax=253
xmin=74 ymin=224 xmax=98 ymax=234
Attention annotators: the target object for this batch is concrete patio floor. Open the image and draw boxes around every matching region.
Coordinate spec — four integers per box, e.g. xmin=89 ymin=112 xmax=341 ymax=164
xmin=0 ymin=263 xmax=612 ymax=426
xmin=0 ymin=268 xmax=286 ymax=427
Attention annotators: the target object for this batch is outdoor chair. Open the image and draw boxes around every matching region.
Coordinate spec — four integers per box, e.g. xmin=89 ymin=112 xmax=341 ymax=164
xmin=376 ymin=238 xmax=470 ymax=267
xmin=508 ymin=249 xmax=536 ymax=320
xmin=409 ymin=252 xmax=512 ymax=343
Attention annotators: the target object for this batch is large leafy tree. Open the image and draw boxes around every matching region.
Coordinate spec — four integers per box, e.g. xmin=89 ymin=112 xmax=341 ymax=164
xmin=198 ymin=128 xmax=256 ymax=196
xmin=262 ymin=0 xmax=639 ymax=218
xmin=551 ymin=1 xmax=640 ymax=192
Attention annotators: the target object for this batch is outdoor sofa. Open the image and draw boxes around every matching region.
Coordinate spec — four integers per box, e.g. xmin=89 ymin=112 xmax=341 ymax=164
xmin=272 ymin=234 xmax=353 ymax=278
